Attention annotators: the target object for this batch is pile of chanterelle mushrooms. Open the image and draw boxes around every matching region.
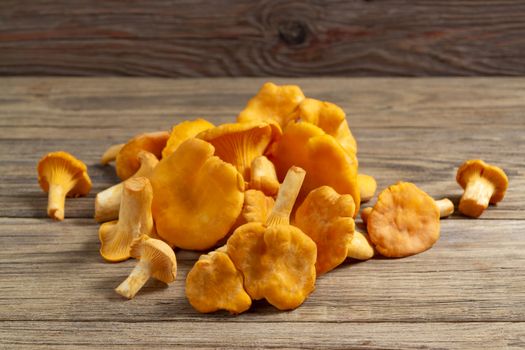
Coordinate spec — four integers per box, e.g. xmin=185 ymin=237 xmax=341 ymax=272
xmin=37 ymin=82 xmax=509 ymax=313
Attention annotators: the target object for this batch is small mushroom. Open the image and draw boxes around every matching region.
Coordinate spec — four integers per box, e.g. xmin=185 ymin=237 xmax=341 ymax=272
xmin=99 ymin=177 xmax=155 ymax=262
xmin=456 ymin=159 xmax=508 ymax=218
xmin=248 ymin=155 xmax=280 ymax=196
xmin=37 ymin=151 xmax=92 ymax=221
xmin=197 ymin=122 xmax=273 ymax=181
xmin=162 ymin=118 xmax=214 ymax=158
xmin=116 ymin=131 xmax=169 ymax=180
xmin=115 ymin=238 xmax=177 ymax=299
xmin=100 ymin=143 xmax=125 ymax=165
xmin=357 ymin=174 xmax=377 ymax=203
xmin=367 ymin=182 xmax=440 ymax=258
xmin=360 ymin=207 xmax=372 ymax=225
xmin=237 ymin=82 xmax=305 ymax=131
xmin=347 ymin=231 xmax=375 ymax=260
xmin=227 ymin=167 xmax=317 ymax=310
xmin=435 ymin=198 xmax=454 ymax=218
xmin=186 ymin=247 xmax=251 ymax=314
xmin=95 ymin=151 xmax=158 ymax=223
xmin=294 ymin=185 xmax=356 ymax=275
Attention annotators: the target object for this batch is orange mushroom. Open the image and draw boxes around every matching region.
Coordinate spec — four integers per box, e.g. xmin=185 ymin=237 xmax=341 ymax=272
xmin=197 ymin=122 xmax=273 ymax=181
xmin=99 ymin=177 xmax=155 ymax=262
xmin=357 ymin=173 xmax=377 ymax=203
xmin=95 ymin=151 xmax=158 ymax=223
xmin=294 ymin=186 xmax=356 ymax=275
xmin=100 ymin=143 xmax=124 ymax=165
xmin=116 ymin=131 xmax=169 ymax=180
xmin=248 ymin=155 xmax=280 ymax=196
xmin=291 ymin=98 xmax=357 ymax=155
xmin=186 ymin=247 xmax=252 ymax=314
xmin=271 ymin=121 xmax=360 ymax=214
xmin=360 ymin=207 xmax=372 ymax=225
xmin=237 ymin=82 xmax=305 ymax=131
xmin=37 ymin=151 xmax=92 ymax=221
xmin=150 ymin=138 xmax=244 ymax=250
xmin=162 ymin=118 xmax=214 ymax=158
xmin=367 ymin=182 xmax=440 ymax=258
xmin=456 ymin=159 xmax=508 ymax=218
xmin=227 ymin=167 xmax=317 ymax=310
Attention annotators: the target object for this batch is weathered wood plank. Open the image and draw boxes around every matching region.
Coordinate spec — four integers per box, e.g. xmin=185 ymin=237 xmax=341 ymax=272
xmin=1 ymin=321 xmax=524 ymax=349
xmin=0 ymin=218 xmax=523 ymax=323
xmin=2 ymin=1 xmax=525 ymax=76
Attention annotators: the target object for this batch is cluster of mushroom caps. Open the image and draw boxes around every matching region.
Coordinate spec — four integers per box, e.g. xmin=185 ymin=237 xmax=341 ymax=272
xmin=36 ymin=82 xmax=509 ymax=313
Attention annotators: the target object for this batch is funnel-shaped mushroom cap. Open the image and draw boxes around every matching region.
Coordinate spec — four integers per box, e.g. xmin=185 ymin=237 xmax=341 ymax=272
xmin=197 ymin=122 xmax=273 ymax=181
xmin=38 ymin=151 xmax=91 ymax=195
xmin=227 ymin=167 xmax=317 ymax=310
xmin=292 ymin=98 xmax=357 ymax=155
xmin=116 ymin=131 xmax=169 ymax=180
xmin=294 ymin=186 xmax=356 ymax=275
xmin=162 ymin=118 xmax=214 ymax=158
xmin=137 ymin=238 xmax=177 ymax=283
xmin=367 ymin=182 xmax=440 ymax=258
xmin=271 ymin=122 xmax=360 ymax=215
xmin=150 ymin=138 xmax=244 ymax=250
xmin=457 ymin=159 xmax=508 ymax=204
xmin=237 ymin=82 xmax=305 ymax=130
xmin=186 ymin=250 xmax=252 ymax=314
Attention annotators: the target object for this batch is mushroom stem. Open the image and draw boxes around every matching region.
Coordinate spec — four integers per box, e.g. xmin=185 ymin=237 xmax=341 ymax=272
xmin=459 ymin=177 xmax=495 ymax=218
xmin=115 ymin=260 xmax=151 ymax=299
xmin=100 ymin=143 xmax=125 ymax=165
xmin=266 ymin=166 xmax=306 ymax=226
xmin=347 ymin=231 xmax=375 ymax=260
xmin=47 ymin=183 xmax=68 ymax=221
xmin=118 ymin=177 xmax=154 ymax=237
xmin=360 ymin=207 xmax=372 ymax=225
xmin=435 ymin=198 xmax=454 ymax=218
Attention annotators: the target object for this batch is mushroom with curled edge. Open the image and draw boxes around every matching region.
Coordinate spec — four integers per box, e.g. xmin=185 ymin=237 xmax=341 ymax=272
xmin=115 ymin=238 xmax=177 ymax=299
xmin=185 ymin=246 xmax=252 ymax=314
xmin=227 ymin=166 xmax=317 ymax=311
xmin=150 ymin=138 xmax=244 ymax=250
xmin=456 ymin=159 xmax=508 ymax=218
xmin=294 ymin=185 xmax=356 ymax=275
xmin=95 ymin=151 xmax=158 ymax=223
xmin=357 ymin=173 xmax=377 ymax=203
xmin=116 ymin=131 xmax=169 ymax=180
xmin=37 ymin=151 xmax=92 ymax=221
xmin=99 ymin=177 xmax=155 ymax=262
xmin=100 ymin=143 xmax=124 ymax=165
xmin=366 ymin=182 xmax=440 ymax=258
xmin=161 ymin=118 xmax=214 ymax=159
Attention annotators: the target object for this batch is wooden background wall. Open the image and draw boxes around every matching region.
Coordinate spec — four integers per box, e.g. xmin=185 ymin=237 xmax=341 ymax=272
xmin=1 ymin=0 xmax=525 ymax=77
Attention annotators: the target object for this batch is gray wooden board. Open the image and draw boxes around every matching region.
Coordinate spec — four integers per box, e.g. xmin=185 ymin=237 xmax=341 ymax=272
xmin=0 ymin=77 xmax=524 ymax=349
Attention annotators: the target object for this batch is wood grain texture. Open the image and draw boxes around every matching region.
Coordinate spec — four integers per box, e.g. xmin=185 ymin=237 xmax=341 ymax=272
xmin=2 ymin=1 xmax=525 ymax=76
xmin=0 ymin=77 xmax=524 ymax=349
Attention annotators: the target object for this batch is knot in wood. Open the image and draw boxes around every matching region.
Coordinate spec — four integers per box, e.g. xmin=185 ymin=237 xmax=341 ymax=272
xmin=278 ymin=21 xmax=307 ymax=46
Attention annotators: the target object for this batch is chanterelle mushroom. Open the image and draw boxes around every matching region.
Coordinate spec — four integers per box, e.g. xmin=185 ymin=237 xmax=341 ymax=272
xmin=367 ymin=182 xmax=440 ymax=258
xmin=99 ymin=177 xmax=155 ymax=262
xmin=357 ymin=174 xmax=377 ymax=203
xmin=347 ymin=231 xmax=375 ymax=260
xmin=37 ymin=151 xmax=92 ymax=221
xmin=95 ymin=151 xmax=158 ymax=223
xmin=248 ymin=155 xmax=280 ymax=196
xmin=456 ymin=159 xmax=508 ymax=218
xmin=162 ymin=118 xmax=214 ymax=158
xmin=100 ymin=143 xmax=124 ymax=165
xmin=227 ymin=167 xmax=317 ymax=310
xmin=115 ymin=238 xmax=177 ymax=299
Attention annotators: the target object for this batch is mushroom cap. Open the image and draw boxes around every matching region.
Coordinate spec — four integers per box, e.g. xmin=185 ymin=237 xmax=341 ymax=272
xmin=227 ymin=222 xmax=317 ymax=310
xmin=116 ymin=131 xmax=169 ymax=180
xmin=291 ymin=98 xmax=357 ymax=155
xmin=138 ymin=238 xmax=177 ymax=284
xmin=237 ymin=82 xmax=305 ymax=130
xmin=162 ymin=118 xmax=214 ymax=159
xmin=150 ymin=138 xmax=245 ymax=250
xmin=197 ymin=122 xmax=274 ymax=181
xmin=37 ymin=151 xmax=92 ymax=196
xmin=270 ymin=121 xmax=360 ymax=215
xmin=294 ymin=185 xmax=356 ymax=275
xmin=367 ymin=182 xmax=440 ymax=258
xmin=185 ymin=250 xmax=251 ymax=314
xmin=357 ymin=173 xmax=377 ymax=203
xmin=456 ymin=159 xmax=508 ymax=203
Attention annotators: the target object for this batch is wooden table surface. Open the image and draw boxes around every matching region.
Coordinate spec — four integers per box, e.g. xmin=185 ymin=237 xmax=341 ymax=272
xmin=1 ymin=77 xmax=524 ymax=349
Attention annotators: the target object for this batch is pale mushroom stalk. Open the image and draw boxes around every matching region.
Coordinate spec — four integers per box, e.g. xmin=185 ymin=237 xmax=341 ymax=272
xmin=100 ymin=143 xmax=125 ymax=165
xmin=347 ymin=231 xmax=374 ymax=260
xmin=115 ymin=259 xmax=152 ymax=299
xmin=435 ymin=198 xmax=454 ymax=218
xmin=459 ymin=177 xmax=494 ymax=217
xmin=47 ymin=182 xmax=70 ymax=221
xmin=265 ymin=166 xmax=306 ymax=226
xmin=95 ymin=151 xmax=158 ymax=222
